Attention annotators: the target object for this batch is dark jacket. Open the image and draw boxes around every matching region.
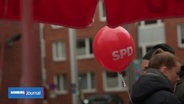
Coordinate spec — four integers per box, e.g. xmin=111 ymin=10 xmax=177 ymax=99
xmin=175 ymin=76 xmax=184 ymax=104
xmin=130 ymin=68 xmax=181 ymax=104
xmin=175 ymin=65 xmax=184 ymax=104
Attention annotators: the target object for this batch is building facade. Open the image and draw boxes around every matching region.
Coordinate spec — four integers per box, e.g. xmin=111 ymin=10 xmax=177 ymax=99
xmin=43 ymin=1 xmax=135 ymax=104
xmin=42 ymin=2 xmax=184 ymax=104
xmin=0 ymin=1 xmax=184 ymax=104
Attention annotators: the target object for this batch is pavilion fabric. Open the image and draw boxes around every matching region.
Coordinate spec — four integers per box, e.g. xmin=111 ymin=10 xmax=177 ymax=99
xmin=0 ymin=0 xmax=184 ymax=28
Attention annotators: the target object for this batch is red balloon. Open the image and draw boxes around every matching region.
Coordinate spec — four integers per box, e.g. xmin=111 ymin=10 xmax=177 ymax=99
xmin=93 ymin=26 xmax=135 ymax=72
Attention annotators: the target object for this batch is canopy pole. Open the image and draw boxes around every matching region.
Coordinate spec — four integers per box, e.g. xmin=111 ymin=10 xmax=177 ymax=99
xmin=0 ymin=35 xmax=5 ymax=89
xmin=19 ymin=0 xmax=35 ymax=103
xmin=69 ymin=28 xmax=79 ymax=104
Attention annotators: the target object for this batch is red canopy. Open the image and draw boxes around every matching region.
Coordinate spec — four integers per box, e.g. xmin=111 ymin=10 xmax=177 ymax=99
xmin=1 ymin=1 xmax=184 ymax=104
xmin=0 ymin=0 xmax=184 ymax=28
xmin=104 ymin=0 xmax=184 ymax=27
xmin=0 ymin=0 xmax=98 ymax=28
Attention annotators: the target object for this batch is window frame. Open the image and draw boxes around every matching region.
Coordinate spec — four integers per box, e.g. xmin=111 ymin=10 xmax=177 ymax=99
xmin=177 ymin=23 xmax=184 ymax=48
xmin=138 ymin=19 xmax=163 ymax=28
xmin=76 ymin=38 xmax=94 ymax=59
xmin=99 ymin=0 xmax=106 ymax=22
xmin=53 ymin=74 xmax=67 ymax=94
xmin=51 ymin=25 xmax=63 ymax=29
xmin=52 ymin=41 xmax=66 ymax=61
xmin=139 ymin=43 xmax=163 ymax=58
xmin=103 ymin=71 xmax=127 ymax=92
xmin=79 ymin=72 xmax=96 ymax=93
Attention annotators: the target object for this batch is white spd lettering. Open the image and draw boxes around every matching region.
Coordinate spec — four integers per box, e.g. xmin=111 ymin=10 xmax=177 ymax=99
xmin=112 ymin=46 xmax=133 ymax=61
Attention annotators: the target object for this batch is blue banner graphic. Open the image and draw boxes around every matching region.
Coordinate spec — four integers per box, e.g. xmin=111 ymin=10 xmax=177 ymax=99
xmin=8 ymin=87 xmax=44 ymax=99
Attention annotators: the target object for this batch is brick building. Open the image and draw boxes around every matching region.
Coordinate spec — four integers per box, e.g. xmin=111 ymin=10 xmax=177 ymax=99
xmin=0 ymin=2 xmax=184 ymax=104
xmin=42 ymin=3 xmax=184 ymax=104
xmin=43 ymin=2 xmax=136 ymax=104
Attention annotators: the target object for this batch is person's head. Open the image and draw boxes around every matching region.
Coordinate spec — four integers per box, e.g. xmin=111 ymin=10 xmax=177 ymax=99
xmin=141 ymin=43 xmax=175 ymax=72
xmin=149 ymin=51 xmax=181 ymax=88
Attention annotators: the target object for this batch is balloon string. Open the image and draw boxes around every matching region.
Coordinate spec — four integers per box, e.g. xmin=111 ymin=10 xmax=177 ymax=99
xmin=118 ymin=72 xmax=133 ymax=104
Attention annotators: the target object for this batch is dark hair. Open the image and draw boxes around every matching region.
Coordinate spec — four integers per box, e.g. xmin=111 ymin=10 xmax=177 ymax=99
xmin=148 ymin=51 xmax=178 ymax=70
xmin=143 ymin=43 xmax=175 ymax=60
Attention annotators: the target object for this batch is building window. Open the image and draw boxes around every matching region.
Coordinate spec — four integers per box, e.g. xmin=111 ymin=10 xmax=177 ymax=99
xmin=76 ymin=38 xmax=93 ymax=59
xmin=54 ymin=74 xmax=67 ymax=94
xmin=177 ymin=23 xmax=184 ymax=48
xmin=138 ymin=47 xmax=143 ymax=59
xmin=99 ymin=0 xmax=106 ymax=21
xmin=52 ymin=41 xmax=66 ymax=61
xmin=79 ymin=72 xmax=96 ymax=92
xmin=138 ymin=19 xmax=163 ymax=27
xmin=139 ymin=45 xmax=154 ymax=58
xmin=51 ymin=25 xmax=63 ymax=29
xmin=146 ymin=46 xmax=154 ymax=52
xmin=144 ymin=20 xmax=157 ymax=25
xmin=103 ymin=71 xmax=127 ymax=91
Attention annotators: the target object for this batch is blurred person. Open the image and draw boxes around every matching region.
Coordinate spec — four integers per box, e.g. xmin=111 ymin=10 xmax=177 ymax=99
xmin=140 ymin=43 xmax=175 ymax=73
xmin=175 ymin=65 xmax=184 ymax=104
xmin=131 ymin=50 xmax=181 ymax=104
